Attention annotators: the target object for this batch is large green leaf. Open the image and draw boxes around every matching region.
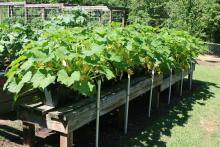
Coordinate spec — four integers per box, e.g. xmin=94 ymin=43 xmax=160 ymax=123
xmin=57 ymin=69 xmax=80 ymax=87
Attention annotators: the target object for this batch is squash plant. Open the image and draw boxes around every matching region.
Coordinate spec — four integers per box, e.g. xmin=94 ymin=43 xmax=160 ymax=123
xmin=47 ymin=9 xmax=89 ymax=27
xmin=3 ymin=24 xmax=206 ymax=104
xmin=0 ymin=9 xmax=90 ymax=73
xmin=0 ymin=21 xmax=35 ymax=72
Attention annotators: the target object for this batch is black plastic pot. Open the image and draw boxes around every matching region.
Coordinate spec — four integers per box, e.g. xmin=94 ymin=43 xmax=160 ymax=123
xmin=44 ymin=85 xmax=60 ymax=107
xmin=44 ymin=84 xmax=77 ymax=107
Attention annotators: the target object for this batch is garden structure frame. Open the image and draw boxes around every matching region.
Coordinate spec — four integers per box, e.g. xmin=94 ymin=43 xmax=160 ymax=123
xmin=18 ymin=64 xmax=194 ymax=147
xmin=0 ymin=2 xmax=194 ymax=147
xmin=0 ymin=2 xmax=129 ymax=26
xmin=0 ymin=1 xmax=129 ymax=114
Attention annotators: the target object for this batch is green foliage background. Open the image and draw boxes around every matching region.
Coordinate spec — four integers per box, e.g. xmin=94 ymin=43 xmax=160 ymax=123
xmin=2 ymin=0 xmax=220 ymax=42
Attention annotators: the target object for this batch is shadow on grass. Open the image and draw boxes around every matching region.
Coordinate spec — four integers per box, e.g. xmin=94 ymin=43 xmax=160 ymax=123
xmin=0 ymin=124 xmax=23 ymax=145
xmin=0 ymin=79 xmax=218 ymax=147
xmin=124 ymin=79 xmax=219 ymax=147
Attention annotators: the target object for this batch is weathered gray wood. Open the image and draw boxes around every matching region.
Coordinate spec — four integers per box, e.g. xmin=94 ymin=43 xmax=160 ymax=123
xmin=122 ymin=10 xmax=126 ymax=27
xmin=8 ymin=6 xmax=10 ymax=17
xmin=19 ymin=69 xmax=190 ymax=135
xmin=60 ymin=132 xmax=73 ymax=147
xmin=160 ymin=70 xmax=189 ymax=92
xmin=23 ymin=121 xmax=35 ymax=147
xmin=41 ymin=8 xmax=45 ymax=20
xmin=24 ymin=4 xmax=64 ymax=8
xmin=109 ymin=10 xmax=112 ymax=24
xmin=168 ymin=70 xmax=172 ymax=105
xmin=24 ymin=7 xmax=28 ymax=22
xmin=18 ymin=75 xmax=162 ymax=134
xmin=0 ymin=2 xmax=26 ymax=6
xmin=156 ymin=86 xmax=160 ymax=109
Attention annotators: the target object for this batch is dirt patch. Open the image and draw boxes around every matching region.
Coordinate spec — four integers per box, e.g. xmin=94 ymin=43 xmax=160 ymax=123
xmin=197 ymin=54 xmax=220 ymax=67
xmin=200 ymin=118 xmax=220 ymax=132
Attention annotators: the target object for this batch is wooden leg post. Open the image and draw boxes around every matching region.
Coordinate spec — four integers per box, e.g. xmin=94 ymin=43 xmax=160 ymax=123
xmin=156 ymin=86 xmax=160 ymax=109
xmin=23 ymin=121 xmax=35 ymax=147
xmin=188 ymin=61 xmax=193 ymax=91
xmin=168 ymin=69 xmax=172 ymax=105
xmin=60 ymin=132 xmax=73 ymax=147
xmin=180 ymin=70 xmax=183 ymax=97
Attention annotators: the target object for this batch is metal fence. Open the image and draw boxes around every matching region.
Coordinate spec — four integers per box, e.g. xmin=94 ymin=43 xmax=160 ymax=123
xmin=205 ymin=42 xmax=220 ymax=56
xmin=0 ymin=2 xmax=129 ymax=26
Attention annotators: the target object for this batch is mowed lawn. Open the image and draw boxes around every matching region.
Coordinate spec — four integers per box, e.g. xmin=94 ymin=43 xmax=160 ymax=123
xmin=123 ymin=65 xmax=220 ymax=147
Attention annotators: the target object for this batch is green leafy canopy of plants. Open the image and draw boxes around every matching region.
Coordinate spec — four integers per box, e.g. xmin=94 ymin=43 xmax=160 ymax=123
xmin=3 ymin=23 xmax=206 ymax=101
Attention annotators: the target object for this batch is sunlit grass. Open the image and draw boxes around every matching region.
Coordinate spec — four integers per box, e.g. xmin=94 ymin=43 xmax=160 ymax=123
xmin=124 ymin=65 xmax=220 ymax=147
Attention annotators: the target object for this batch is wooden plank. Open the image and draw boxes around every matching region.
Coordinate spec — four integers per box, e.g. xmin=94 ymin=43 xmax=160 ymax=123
xmin=0 ymin=2 xmax=25 ymax=6
xmin=156 ymin=86 xmax=160 ymax=109
xmin=18 ymin=105 xmax=47 ymax=128
xmin=160 ymin=70 xmax=188 ymax=92
xmin=46 ymin=75 xmax=163 ymax=133
xmin=23 ymin=121 xmax=35 ymax=147
xmin=18 ymin=75 xmax=163 ymax=134
xmin=18 ymin=69 xmax=192 ymax=136
xmin=60 ymin=132 xmax=73 ymax=147
xmin=109 ymin=10 xmax=112 ymax=23
xmin=24 ymin=4 xmax=64 ymax=8
xmin=69 ymin=6 xmax=109 ymax=11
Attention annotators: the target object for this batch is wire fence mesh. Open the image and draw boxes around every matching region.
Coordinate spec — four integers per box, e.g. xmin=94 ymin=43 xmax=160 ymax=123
xmin=0 ymin=3 xmax=128 ymax=25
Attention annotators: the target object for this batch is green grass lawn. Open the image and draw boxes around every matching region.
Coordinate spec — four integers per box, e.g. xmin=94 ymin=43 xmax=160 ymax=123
xmin=123 ymin=65 xmax=220 ymax=147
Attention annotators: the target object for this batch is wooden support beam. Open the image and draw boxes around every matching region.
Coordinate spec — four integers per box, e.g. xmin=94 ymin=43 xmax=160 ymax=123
xmin=24 ymin=7 xmax=28 ymax=23
xmin=168 ymin=70 xmax=172 ymax=105
xmin=180 ymin=70 xmax=184 ymax=97
xmin=23 ymin=121 xmax=35 ymax=147
xmin=11 ymin=6 xmax=14 ymax=17
xmin=98 ymin=11 xmax=102 ymax=23
xmin=188 ymin=62 xmax=193 ymax=91
xmin=8 ymin=6 xmax=10 ymax=17
xmin=109 ymin=10 xmax=112 ymax=24
xmin=41 ymin=8 xmax=45 ymax=20
xmin=122 ymin=10 xmax=126 ymax=27
xmin=60 ymin=132 xmax=73 ymax=147
xmin=156 ymin=86 xmax=160 ymax=109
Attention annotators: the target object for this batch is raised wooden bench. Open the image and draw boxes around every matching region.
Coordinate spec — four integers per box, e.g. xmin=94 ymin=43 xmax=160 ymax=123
xmin=18 ymin=69 xmax=192 ymax=147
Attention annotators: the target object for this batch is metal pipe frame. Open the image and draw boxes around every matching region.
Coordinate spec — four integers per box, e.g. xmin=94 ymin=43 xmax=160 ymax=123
xmin=148 ymin=70 xmax=155 ymax=118
xmin=124 ymin=74 xmax=131 ymax=134
xmin=168 ymin=69 xmax=172 ymax=105
xmin=96 ymin=80 xmax=101 ymax=147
